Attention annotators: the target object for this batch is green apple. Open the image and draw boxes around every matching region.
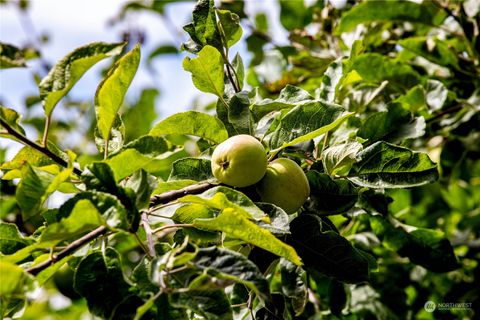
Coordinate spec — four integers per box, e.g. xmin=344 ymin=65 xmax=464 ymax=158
xmin=256 ymin=158 xmax=310 ymax=214
xmin=211 ymin=134 xmax=268 ymax=187
xmin=53 ymin=264 xmax=81 ymax=300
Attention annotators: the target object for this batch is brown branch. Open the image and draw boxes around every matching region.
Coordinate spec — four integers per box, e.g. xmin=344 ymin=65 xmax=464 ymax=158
xmin=0 ymin=118 xmax=83 ymax=176
xmin=25 ymin=181 xmax=216 ymax=275
xmin=426 ymin=104 xmax=463 ymax=123
xmin=149 ymin=181 xmax=216 ymax=207
xmin=26 ymin=225 xmax=108 ymax=275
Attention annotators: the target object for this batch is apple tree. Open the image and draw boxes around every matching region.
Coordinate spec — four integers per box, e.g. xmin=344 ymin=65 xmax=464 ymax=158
xmin=1 ymin=0 xmax=479 ymax=319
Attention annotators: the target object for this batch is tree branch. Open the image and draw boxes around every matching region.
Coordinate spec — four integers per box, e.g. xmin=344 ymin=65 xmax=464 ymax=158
xmin=0 ymin=118 xmax=83 ymax=176
xmin=149 ymin=181 xmax=216 ymax=207
xmin=25 ymin=181 xmax=217 ymax=275
xmin=26 ymin=225 xmax=108 ymax=275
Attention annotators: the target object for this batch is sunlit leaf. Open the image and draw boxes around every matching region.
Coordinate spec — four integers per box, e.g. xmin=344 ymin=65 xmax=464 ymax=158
xmin=268 ymin=100 xmax=353 ymax=150
xmin=217 ymin=10 xmax=242 ymax=48
xmin=39 ymin=199 xmax=104 ymax=245
xmin=349 ymin=141 xmax=439 ymax=188
xmin=0 ymin=106 xmax=26 ymax=139
xmin=40 ymin=42 xmax=125 ymax=116
xmin=251 ymin=85 xmax=314 ymax=121
xmin=183 ymin=45 xmax=224 ymax=98
xmin=150 ymin=111 xmax=228 ymax=144
xmin=95 ymin=44 xmax=140 ymax=143
xmin=169 ymin=157 xmax=213 ymax=181
xmin=193 ymin=207 xmax=302 ymax=266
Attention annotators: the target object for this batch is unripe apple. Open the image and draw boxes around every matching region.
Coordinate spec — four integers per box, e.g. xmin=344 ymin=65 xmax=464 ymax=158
xmin=256 ymin=158 xmax=310 ymax=214
xmin=53 ymin=264 xmax=81 ymax=300
xmin=211 ymin=134 xmax=268 ymax=187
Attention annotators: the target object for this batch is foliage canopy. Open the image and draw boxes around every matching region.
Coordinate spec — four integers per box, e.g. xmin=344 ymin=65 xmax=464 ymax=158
xmin=1 ymin=0 xmax=479 ymax=319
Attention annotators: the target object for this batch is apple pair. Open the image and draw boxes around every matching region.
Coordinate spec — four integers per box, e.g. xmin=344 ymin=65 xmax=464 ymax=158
xmin=211 ymin=134 xmax=310 ymax=214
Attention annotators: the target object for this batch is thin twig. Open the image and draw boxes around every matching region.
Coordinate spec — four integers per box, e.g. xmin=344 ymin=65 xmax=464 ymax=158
xmin=26 ymin=225 xmax=108 ymax=275
xmin=149 ymin=182 xmax=215 ymax=207
xmin=0 ymin=118 xmax=83 ymax=176
xmin=141 ymin=211 xmax=156 ymax=258
xmin=133 ymin=231 xmax=153 ymax=260
xmin=426 ymin=104 xmax=463 ymax=123
xmin=152 ymin=224 xmax=193 ymax=234
xmin=42 ymin=115 xmax=51 ymax=147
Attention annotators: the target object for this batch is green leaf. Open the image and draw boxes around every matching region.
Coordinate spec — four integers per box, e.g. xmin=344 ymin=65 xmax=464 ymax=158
xmin=152 ymin=180 xmax=197 ymax=195
xmin=58 ymin=191 xmax=129 ymax=230
xmin=15 ymin=164 xmax=55 ymax=221
xmin=255 ymin=202 xmax=290 ymax=236
xmin=217 ymin=10 xmax=243 ymax=48
xmin=105 ymin=135 xmax=172 ymax=181
xmin=171 ymin=285 xmax=233 ymax=320
xmin=280 ymin=258 xmax=307 ymax=316
xmin=169 ymin=157 xmax=213 ymax=181
xmin=182 ymin=0 xmax=222 ymax=53
xmin=268 ymin=101 xmax=353 ymax=150
xmin=150 ymin=111 xmax=228 ymax=144
xmin=351 ymin=53 xmax=421 ymax=91
xmin=306 ymin=172 xmax=358 ymax=215
xmin=95 ymin=44 xmax=140 ymax=142
xmin=0 ymin=262 xmax=29 ymax=295
xmin=39 ymin=199 xmax=104 ymax=245
xmin=232 ymin=53 xmax=244 ymax=90
xmin=74 ymin=248 xmax=143 ymax=319
xmin=0 ymin=223 xmax=30 ymax=255
xmin=191 ymin=247 xmax=270 ymax=300
xmin=82 ymin=162 xmax=139 ymax=230
xmin=288 ymin=214 xmax=370 ymax=283
xmin=357 ymin=103 xmax=411 ymax=143
xmin=395 ymin=85 xmax=426 ymax=114
xmin=124 ymin=170 xmax=157 ymax=209
xmin=94 ymin=113 xmax=125 ymax=155
xmin=123 ymin=88 xmax=159 ymax=141
xmin=193 ymin=207 xmax=302 ymax=266
xmin=0 ymin=106 xmax=26 ymax=139
xmin=336 ymin=1 xmax=447 ymax=34
xmin=251 ymin=85 xmax=314 ymax=121
xmin=369 ymin=216 xmax=459 ymax=272
xmin=322 ymin=141 xmax=363 ymax=177
xmin=183 ymin=45 xmax=225 ymax=97
xmin=40 ymin=42 xmax=125 ymax=116
xmin=0 ymin=43 xmax=26 ymax=68
xmin=399 ymin=37 xmax=459 ymax=69
xmin=227 ymin=91 xmax=254 ymax=135
xmin=349 ymin=141 xmax=439 ymax=188
xmin=318 ymin=58 xmax=344 ymax=102
xmin=172 ymin=204 xmax=221 ymax=242
xmin=279 ymin=0 xmax=312 ymax=31
xmin=180 ymin=187 xmax=267 ymax=221
xmin=1 ymin=146 xmax=54 ymax=173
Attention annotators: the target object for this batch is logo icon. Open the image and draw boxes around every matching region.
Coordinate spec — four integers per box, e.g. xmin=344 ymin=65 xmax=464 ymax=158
xmin=424 ymin=301 xmax=436 ymax=312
